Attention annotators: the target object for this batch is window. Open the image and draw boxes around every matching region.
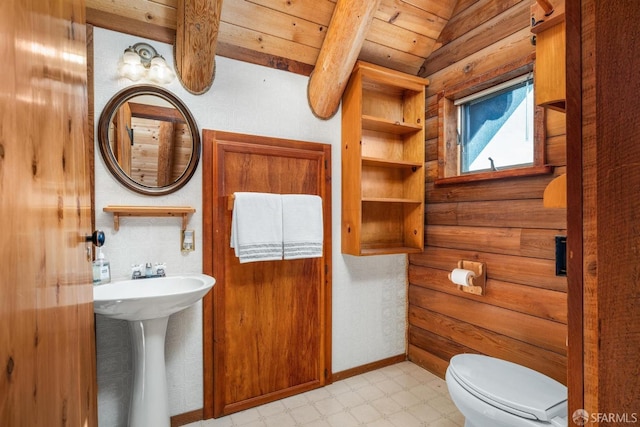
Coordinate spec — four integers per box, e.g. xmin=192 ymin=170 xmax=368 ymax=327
xmin=436 ymin=63 xmax=550 ymax=185
xmin=457 ymin=75 xmax=534 ymax=173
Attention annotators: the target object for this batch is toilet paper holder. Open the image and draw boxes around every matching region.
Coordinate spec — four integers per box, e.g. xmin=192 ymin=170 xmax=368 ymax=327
xmin=449 ymin=260 xmax=486 ymax=296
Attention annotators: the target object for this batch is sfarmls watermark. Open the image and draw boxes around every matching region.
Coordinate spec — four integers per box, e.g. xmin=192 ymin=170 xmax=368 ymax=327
xmin=572 ymin=409 xmax=638 ymax=425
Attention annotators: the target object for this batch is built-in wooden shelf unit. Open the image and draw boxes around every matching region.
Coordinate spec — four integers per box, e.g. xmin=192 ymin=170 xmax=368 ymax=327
xmin=103 ymin=205 xmax=195 ymax=231
xmin=341 ymin=61 xmax=428 ymax=256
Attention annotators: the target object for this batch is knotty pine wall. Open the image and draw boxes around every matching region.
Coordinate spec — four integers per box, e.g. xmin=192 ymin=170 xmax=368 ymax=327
xmin=128 ymin=118 xmax=192 ymax=186
xmin=408 ymin=0 xmax=568 ymax=384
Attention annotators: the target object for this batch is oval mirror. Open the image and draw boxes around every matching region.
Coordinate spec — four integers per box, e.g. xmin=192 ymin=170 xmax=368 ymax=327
xmin=98 ymin=85 xmax=200 ymax=195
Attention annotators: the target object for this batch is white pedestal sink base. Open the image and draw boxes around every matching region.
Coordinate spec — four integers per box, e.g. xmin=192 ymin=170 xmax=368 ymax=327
xmin=128 ymin=317 xmax=171 ymax=427
xmin=93 ymin=274 xmax=215 ymax=426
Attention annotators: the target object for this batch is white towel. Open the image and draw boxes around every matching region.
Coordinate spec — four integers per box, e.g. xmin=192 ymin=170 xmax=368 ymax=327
xmin=230 ymin=192 xmax=283 ymax=263
xmin=282 ymin=194 xmax=323 ymax=260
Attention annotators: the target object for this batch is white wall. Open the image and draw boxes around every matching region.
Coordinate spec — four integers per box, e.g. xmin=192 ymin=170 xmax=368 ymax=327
xmin=93 ymin=27 xmax=407 ymax=426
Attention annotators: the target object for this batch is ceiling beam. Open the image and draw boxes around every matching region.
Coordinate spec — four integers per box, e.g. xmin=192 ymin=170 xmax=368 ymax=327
xmin=307 ymin=0 xmax=382 ymax=119
xmin=174 ymin=0 xmax=222 ymax=95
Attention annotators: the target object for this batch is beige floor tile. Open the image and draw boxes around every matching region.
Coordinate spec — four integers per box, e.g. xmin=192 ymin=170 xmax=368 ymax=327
xmin=187 ymin=362 xmax=463 ymax=427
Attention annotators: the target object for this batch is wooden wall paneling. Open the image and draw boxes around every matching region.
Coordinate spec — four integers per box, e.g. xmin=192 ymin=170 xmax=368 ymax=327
xmin=87 ymin=0 xmax=176 ymax=29
xmin=114 ymin=102 xmax=132 ymax=175
xmin=425 ymin=225 xmax=562 ymax=259
xmin=358 ymin=41 xmax=427 ymax=76
xmin=409 ymin=265 xmax=567 ymax=323
xmin=86 ymin=0 xmax=458 ymax=78
xmin=423 ymin=0 xmax=530 ymax=77
xmin=437 ymin=95 xmax=458 ymax=179
xmin=426 ymin=175 xmax=553 ymax=203
xmin=425 ymin=93 xmax=440 ymax=119
xmin=408 ymin=344 xmax=450 ymax=379
xmin=409 ymin=286 xmax=567 ymax=356
xmin=86 ymin=7 xmax=176 ymax=44
xmin=86 ymin=0 xmax=320 ymax=76
xmin=425 ymin=199 xmax=566 ymax=229
xmin=425 ymin=28 xmax=534 ymax=96
xmin=409 ymin=326 xmax=476 ymax=362
xmin=546 ymin=134 xmax=567 ymax=166
xmin=435 ymin=0 xmax=523 ymax=46
xmin=219 ymin=4 xmax=321 ymax=69
xmin=411 ymin=1 xmax=567 ymax=385
xmin=411 ymin=247 xmax=566 ymax=292
xmin=409 ymin=306 xmax=567 ymax=383
xmin=251 ymin=0 xmax=335 ymax=23
xmin=126 ymin=118 xmax=191 ymax=187
xmin=1 ymin=1 xmax=96 ymax=425
xmin=156 ymin=121 xmax=176 ymax=186
xmin=425 ymin=160 xmax=439 ymax=183
xmin=376 ymin=0 xmax=454 ymax=39
xmin=364 ymin=18 xmax=437 ymax=58
xmin=449 ymin=0 xmax=478 ymax=17
xmin=546 ymin=107 xmax=567 ymax=137
xmin=424 ymin=115 xmax=439 ymax=142
xmin=222 ymin=0 xmax=326 ymax=50
xmin=217 ymin=24 xmax=313 ymax=73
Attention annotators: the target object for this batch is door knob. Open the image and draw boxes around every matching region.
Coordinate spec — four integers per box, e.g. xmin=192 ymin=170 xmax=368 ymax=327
xmin=85 ymin=230 xmax=106 ymax=247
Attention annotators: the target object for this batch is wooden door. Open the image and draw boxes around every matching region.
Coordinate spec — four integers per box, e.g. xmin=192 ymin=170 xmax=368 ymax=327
xmin=202 ymin=130 xmax=332 ymax=417
xmin=0 ymin=1 xmax=97 ymax=425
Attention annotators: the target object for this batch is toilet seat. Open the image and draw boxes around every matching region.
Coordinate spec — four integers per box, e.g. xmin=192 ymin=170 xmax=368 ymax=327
xmin=448 ymin=354 xmax=567 ymax=422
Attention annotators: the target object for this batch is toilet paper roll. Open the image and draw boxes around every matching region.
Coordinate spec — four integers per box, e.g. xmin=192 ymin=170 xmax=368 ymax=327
xmin=450 ymin=268 xmax=476 ymax=287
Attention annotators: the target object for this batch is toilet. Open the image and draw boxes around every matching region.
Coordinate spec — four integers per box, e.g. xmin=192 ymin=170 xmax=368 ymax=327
xmin=445 ymin=354 xmax=568 ymax=427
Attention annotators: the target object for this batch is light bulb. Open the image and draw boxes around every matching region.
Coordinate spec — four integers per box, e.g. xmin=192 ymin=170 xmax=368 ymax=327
xmin=148 ymin=56 xmax=175 ymax=84
xmin=118 ymin=48 xmax=145 ymax=81
xmin=122 ymin=50 xmax=140 ymax=65
xmin=119 ymin=61 xmax=145 ymax=81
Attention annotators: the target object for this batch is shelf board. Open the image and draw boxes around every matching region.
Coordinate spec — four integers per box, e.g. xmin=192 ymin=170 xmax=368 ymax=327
xmin=359 ymin=246 xmax=424 ymax=256
xmin=103 ymin=205 xmax=195 ymax=231
xmin=362 ymin=157 xmax=423 ymax=169
xmin=362 ymin=115 xmax=422 ymax=135
xmin=362 ymin=197 xmax=423 ymax=204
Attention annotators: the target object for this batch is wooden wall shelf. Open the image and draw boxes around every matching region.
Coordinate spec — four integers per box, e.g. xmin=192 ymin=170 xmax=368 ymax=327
xmin=103 ymin=205 xmax=195 ymax=231
xmin=341 ymin=61 xmax=428 ymax=255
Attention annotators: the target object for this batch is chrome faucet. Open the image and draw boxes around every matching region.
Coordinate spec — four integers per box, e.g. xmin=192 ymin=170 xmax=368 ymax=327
xmin=131 ymin=262 xmax=166 ymax=279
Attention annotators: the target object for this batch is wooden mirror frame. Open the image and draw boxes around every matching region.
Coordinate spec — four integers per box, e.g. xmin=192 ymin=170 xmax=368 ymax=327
xmin=97 ymin=85 xmax=200 ymax=196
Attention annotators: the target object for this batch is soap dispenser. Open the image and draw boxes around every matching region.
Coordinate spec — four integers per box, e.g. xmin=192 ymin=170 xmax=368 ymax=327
xmin=93 ymin=247 xmax=111 ymax=285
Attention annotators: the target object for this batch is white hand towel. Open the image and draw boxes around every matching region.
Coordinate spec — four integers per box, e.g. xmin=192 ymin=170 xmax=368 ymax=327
xmin=282 ymin=194 xmax=323 ymax=260
xmin=230 ymin=192 xmax=283 ymax=263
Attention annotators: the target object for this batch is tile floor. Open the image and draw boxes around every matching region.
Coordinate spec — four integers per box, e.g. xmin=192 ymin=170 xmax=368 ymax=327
xmin=185 ymin=361 xmax=465 ymax=427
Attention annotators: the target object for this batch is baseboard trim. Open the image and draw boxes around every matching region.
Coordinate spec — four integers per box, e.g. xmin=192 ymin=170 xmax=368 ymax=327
xmin=171 ymin=408 xmax=203 ymax=427
xmin=331 ymin=354 xmax=407 ymax=382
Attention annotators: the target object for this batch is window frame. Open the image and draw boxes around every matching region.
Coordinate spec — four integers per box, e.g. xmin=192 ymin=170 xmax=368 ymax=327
xmin=435 ymin=60 xmax=551 ymax=186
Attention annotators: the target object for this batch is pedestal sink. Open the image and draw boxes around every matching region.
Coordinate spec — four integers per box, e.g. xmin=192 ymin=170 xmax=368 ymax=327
xmin=94 ymin=274 xmax=215 ymax=427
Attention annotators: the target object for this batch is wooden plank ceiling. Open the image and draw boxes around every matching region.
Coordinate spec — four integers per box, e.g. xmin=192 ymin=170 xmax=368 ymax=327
xmin=86 ymin=0 xmax=458 ymax=77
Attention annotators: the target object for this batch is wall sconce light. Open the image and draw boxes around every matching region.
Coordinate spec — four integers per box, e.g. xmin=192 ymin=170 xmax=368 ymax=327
xmin=118 ymin=42 xmax=175 ymax=84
